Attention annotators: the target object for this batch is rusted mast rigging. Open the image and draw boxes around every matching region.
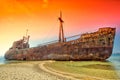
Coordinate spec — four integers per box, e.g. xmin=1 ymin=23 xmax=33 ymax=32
xmin=58 ymin=11 xmax=65 ymax=42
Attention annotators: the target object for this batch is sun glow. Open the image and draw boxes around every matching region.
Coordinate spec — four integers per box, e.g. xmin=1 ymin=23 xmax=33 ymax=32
xmin=42 ymin=0 xmax=48 ymax=8
xmin=0 ymin=0 xmax=120 ymax=56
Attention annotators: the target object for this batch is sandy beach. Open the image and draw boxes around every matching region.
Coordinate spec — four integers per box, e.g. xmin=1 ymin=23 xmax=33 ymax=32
xmin=0 ymin=61 xmax=70 ymax=80
xmin=0 ymin=60 xmax=119 ymax=80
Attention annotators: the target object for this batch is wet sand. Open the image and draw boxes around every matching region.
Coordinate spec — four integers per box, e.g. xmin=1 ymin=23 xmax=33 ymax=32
xmin=44 ymin=61 xmax=120 ymax=80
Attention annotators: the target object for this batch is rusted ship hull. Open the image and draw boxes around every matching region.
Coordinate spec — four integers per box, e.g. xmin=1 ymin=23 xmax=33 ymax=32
xmin=5 ymin=45 xmax=113 ymax=61
xmin=4 ymin=27 xmax=116 ymax=61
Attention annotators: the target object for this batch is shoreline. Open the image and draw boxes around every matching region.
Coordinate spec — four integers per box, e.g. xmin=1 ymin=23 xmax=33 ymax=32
xmin=0 ymin=60 xmax=120 ymax=80
xmin=0 ymin=55 xmax=120 ymax=80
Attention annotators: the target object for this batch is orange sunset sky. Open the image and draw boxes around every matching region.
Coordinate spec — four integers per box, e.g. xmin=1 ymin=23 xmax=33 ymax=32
xmin=0 ymin=0 xmax=120 ymax=56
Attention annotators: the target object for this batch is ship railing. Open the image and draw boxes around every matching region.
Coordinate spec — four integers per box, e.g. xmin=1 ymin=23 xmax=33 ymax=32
xmin=37 ymin=33 xmax=82 ymax=47
xmin=65 ymin=33 xmax=81 ymax=42
xmin=38 ymin=40 xmax=59 ymax=47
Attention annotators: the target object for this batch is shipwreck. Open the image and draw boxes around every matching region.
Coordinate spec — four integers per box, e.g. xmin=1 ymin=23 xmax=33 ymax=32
xmin=5 ymin=12 xmax=116 ymax=61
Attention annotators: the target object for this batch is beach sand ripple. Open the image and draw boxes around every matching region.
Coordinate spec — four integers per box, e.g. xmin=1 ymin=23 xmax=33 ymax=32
xmin=0 ymin=62 xmax=69 ymax=80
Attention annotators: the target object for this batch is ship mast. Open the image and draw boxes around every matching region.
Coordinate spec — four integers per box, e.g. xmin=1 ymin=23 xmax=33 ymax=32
xmin=23 ymin=29 xmax=30 ymax=44
xmin=26 ymin=29 xmax=28 ymax=37
xmin=58 ymin=11 xmax=65 ymax=42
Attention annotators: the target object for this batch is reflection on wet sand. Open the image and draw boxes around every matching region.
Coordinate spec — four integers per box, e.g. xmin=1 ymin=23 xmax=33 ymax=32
xmin=45 ymin=61 xmax=120 ymax=80
xmin=81 ymin=63 xmax=114 ymax=70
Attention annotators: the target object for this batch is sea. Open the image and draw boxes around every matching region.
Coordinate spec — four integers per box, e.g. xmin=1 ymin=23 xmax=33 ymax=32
xmin=108 ymin=53 xmax=120 ymax=70
xmin=0 ymin=56 xmax=6 ymax=64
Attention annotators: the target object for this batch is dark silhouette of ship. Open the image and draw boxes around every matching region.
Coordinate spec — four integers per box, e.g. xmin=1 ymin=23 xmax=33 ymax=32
xmin=4 ymin=12 xmax=116 ymax=61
